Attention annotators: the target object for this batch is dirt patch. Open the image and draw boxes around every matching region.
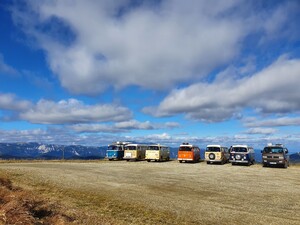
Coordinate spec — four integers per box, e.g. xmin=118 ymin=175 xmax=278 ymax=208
xmin=0 ymin=176 xmax=75 ymax=225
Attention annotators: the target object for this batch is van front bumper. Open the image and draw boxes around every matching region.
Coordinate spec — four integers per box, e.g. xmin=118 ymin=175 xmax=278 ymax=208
xmin=263 ymin=160 xmax=285 ymax=165
xmin=178 ymin=158 xmax=194 ymax=161
xmin=229 ymin=160 xmax=249 ymax=164
xmin=206 ymin=158 xmax=222 ymax=162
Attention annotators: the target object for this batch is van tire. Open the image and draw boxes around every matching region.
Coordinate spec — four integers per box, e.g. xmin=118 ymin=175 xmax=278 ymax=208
xmin=206 ymin=161 xmax=210 ymax=164
xmin=179 ymin=160 xmax=182 ymax=163
xmin=263 ymin=163 xmax=267 ymax=167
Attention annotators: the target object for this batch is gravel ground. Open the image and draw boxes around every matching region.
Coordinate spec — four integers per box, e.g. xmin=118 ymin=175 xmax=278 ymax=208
xmin=0 ymin=160 xmax=299 ymax=224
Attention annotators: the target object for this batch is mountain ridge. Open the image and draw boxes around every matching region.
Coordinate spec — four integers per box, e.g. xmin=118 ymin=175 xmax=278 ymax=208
xmin=0 ymin=142 xmax=299 ymax=163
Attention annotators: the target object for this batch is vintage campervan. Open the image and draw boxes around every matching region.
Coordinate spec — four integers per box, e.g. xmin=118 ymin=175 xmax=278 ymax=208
xmin=261 ymin=143 xmax=289 ymax=168
xmin=229 ymin=145 xmax=255 ymax=165
xmin=123 ymin=143 xmax=147 ymax=161
xmin=177 ymin=143 xmax=200 ymax=163
xmin=145 ymin=144 xmax=170 ymax=162
xmin=205 ymin=145 xmax=229 ymax=164
xmin=106 ymin=141 xmax=130 ymax=160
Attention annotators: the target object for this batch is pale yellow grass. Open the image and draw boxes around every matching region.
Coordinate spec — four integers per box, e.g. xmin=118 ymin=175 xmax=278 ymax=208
xmin=0 ymin=160 xmax=299 ymax=224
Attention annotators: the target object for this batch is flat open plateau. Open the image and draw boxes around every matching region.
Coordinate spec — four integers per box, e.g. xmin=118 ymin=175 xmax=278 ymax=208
xmin=0 ymin=160 xmax=299 ymax=224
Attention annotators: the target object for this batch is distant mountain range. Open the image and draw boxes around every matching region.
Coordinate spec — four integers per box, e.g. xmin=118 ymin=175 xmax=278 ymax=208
xmin=0 ymin=142 xmax=106 ymax=160
xmin=0 ymin=142 xmax=299 ymax=163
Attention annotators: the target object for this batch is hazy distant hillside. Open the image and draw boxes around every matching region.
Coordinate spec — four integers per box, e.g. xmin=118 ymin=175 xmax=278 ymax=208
xmin=290 ymin=152 xmax=300 ymax=163
xmin=0 ymin=142 xmax=106 ymax=159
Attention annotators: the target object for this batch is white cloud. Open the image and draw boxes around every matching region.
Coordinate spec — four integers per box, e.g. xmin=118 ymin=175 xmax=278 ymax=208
xmin=245 ymin=117 xmax=300 ymax=127
xmin=245 ymin=128 xmax=277 ymax=135
xmin=69 ymin=124 xmax=122 ymax=133
xmin=0 ymin=54 xmax=18 ymax=76
xmin=145 ymin=56 xmax=300 ymax=122
xmin=114 ymin=120 xmax=154 ymax=130
xmin=69 ymin=120 xmax=180 ymax=133
xmin=260 ymin=1 xmax=300 ymax=42
xmin=0 ymin=93 xmax=32 ymax=111
xmin=19 ymin=98 xmax=132 ymax=124
xmin=11 ymin=0 xmax=253 ymax=94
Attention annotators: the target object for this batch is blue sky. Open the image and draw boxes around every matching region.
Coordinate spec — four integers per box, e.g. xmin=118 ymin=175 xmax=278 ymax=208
xmin=1 ymin=0 xmax=300 ymax=151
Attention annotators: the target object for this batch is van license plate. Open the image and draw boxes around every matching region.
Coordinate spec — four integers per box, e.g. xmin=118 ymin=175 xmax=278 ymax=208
xmin=270 ymin=162 xmax=277 ymax=164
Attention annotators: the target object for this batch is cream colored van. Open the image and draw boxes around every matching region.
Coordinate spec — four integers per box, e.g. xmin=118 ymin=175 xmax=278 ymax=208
xmin=123 ymin=144 xmax=147 ymax=161
xmin=205 ymin=145 xmax=229 ymax=164
xmin=145 ymin=144 xmax=170 ymax=162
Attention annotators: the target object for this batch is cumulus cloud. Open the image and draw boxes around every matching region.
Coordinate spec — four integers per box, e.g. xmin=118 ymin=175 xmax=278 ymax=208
xmin=145 ymin=56 xmax=300 ymax=122
xmin=10 ymin=0 xmax=258 ymax=94
xmin=0 ymin=93 xmax=32 ymax=111
xmin=19 ymin=98 xmax=132 ymax=124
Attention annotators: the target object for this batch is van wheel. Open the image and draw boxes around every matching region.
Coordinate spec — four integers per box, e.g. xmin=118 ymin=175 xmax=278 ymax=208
xmin=147 ymin=160 xmax=150 ymax=162
xmin=263 ymin=163 xmax=267 ymax=167
xmin=206 ymin=161 xmax=210 ymax=165
xmin=179 ymin=160 xmax=182 ymax=163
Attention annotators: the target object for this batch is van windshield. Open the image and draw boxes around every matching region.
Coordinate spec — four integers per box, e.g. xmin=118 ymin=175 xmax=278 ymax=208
xmin=148 ymin=146 xmax=159 ymax=150
xmin=263 ymin=147 xmax=284 ymax=154
xmin=231 ymin=147 xmax=247 ymax=152
xmin=108 ymin=145 xmax=117 ymax=150
xmin=206 ymin=147 xmax=220 ymax=152
xmin=179 ymin=147 xmax=192 ymax=151
xmin=125 ymin=146 xmax=137 ymax=150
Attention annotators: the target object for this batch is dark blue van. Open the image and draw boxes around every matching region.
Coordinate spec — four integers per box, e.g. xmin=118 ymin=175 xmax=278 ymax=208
xmin=229 ymin=145 xmax=255 ymax=166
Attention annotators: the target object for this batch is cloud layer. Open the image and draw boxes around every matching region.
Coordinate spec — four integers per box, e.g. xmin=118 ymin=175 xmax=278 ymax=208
xmin=145 ymin=56 xmax=300 ymax=122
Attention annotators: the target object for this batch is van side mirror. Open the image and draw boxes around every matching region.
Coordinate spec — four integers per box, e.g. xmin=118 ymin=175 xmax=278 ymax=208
xmin=285 ymin=149 xmax=288 ymax=153
xmin=261 ymin=150 xmax=263 ymax=153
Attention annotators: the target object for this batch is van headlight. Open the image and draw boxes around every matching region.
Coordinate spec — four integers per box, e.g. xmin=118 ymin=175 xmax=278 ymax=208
xmin=263 ymin=156 xmax=267 ymax=159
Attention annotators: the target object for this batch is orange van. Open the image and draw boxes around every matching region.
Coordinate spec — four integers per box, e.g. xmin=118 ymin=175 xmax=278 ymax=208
xmin=177 ymin=143 xmax=200 ymax=163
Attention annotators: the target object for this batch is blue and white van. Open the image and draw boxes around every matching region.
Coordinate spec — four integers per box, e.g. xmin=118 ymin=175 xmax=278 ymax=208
xmin=229 ymin=145 xmax=255 ymax=166
xmin=106 ymin=141 xmax=131 ymax=160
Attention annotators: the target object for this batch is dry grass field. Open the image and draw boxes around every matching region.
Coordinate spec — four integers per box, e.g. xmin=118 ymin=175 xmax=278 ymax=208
xmin=0 ymin=160 xmax=299 ymax=224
